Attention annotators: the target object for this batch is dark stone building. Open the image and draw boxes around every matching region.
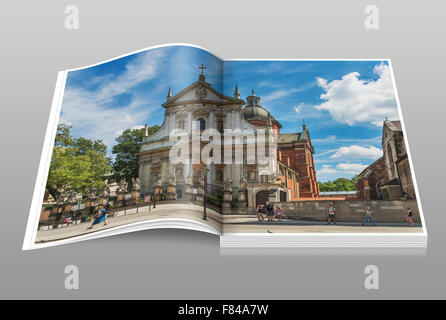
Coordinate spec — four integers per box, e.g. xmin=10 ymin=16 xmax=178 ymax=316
xmin=356 ymin=120 xmax=416 ymax=200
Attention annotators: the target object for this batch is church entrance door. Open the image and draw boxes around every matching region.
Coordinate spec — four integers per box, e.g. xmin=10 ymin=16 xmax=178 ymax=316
xmin=256 ymin=190 xmax=270 ymax=207
xmin=280 ymin=190 xmax=287 ymax=202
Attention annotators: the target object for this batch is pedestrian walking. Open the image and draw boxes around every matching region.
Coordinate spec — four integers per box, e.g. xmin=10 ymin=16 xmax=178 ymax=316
xmin=406 ymin=207 xmax=415 ymax=227
xmin=87 ymin=206 xmax=108 ymax=229
xmin=256 ymin=204 xmax=264 ymax=222
xmin=64 ymin=217 xmax=72 ymax=224
xmin=361 ymin=206 xmax=376 ymax=226
xmin=275 ymin=206 xmax=283 ymax=222
xmin=327 ymin=202 xmax=336 ymax=225
xmin=266 ymin=202 xmax=274 ymax=222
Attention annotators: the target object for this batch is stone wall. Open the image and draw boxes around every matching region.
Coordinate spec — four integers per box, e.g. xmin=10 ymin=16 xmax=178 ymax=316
xmin=272 ymin=199 xmax=421 ymax=223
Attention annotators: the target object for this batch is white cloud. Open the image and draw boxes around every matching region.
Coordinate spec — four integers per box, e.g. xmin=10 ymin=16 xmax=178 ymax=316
xmin=94 ymin=50 xmax=164 ymax=102
xmin=318 ymin=165 xmax=338 ymax=174
xmin=262 ymin=83 xmax=315 ymax=103
xmin=61 ymin=90 xmax=155 ymax=147
xmin=337 ymin=163 xmax=368 ymax=174
xmin=330 ymin=145 xmax=382 ymax=160
xmin=318 ymin=163 xmax=368 ymax=176
xmin=314 ymin=63 xmax=398 ymax=126
xmin=60 ymin=50 xmax=166 ymax=148
xmin=262 ymin=89 xmax=297 ymax=102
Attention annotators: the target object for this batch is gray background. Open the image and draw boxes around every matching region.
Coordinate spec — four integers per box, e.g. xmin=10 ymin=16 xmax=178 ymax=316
xmin=0 ymin=0 xmax=444 ymax=299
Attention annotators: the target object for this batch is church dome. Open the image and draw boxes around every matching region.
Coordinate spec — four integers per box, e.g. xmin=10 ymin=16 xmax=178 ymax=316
xmin=243 ymin=90 xmax=274 ymax=123
xmin=243 ymin=105 xmax=270 ymax=120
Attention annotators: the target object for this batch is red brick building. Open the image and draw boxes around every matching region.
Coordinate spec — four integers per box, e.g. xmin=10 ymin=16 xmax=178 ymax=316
xmin=356 ymin=157 xmax=387 ymax=200
xmin=277 ymin=125 xmax=320 ymax=199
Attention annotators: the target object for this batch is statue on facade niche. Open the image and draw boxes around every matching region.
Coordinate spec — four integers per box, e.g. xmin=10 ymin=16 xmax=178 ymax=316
xmin=195 ymin=85 xmax=207 ymax=99
xmin=186 ymin=174 xmax=193 ymax=185
xmin=88 ymin=188 xmax=97 ymax=199
xmin=198 ymin=174 xmax=205 ymax=186
xmin=67 ymin=191 xmax=76 ymax=203
xmin=101 ymin=180 xmax=110 ymax=196
xmin=118 ymin=179 xmax=128 ymax=193
xmin=247 ymin=170 xmax=256 ymax=182
xmin=239 ymin=177 xmax=247 ymax=191
xmin=224 ymin=178 xmax=233 ymax=191
xmin=132 ymin=177 xmax=141 ymax=191
xmin=168 ymin=175 xmax=176 ymax=186
xmin=269 ymin=173 xmax=276 ymax=182
xmin=56 ymin=189 xmax=65 ymax=204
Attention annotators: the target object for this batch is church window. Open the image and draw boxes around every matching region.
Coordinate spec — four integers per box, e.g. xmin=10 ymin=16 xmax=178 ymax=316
xmin=177 ymin=120 xmax=185 ymax=129
xmin=198 ymin=118 xmax=206 ymax=131
xmin=217 ymin=170 xmax=223 ymax=182
xmin=175 ymin=166 xmax=183 ymax=178
xmin=217 ymin=120 xmax=224 ymax=132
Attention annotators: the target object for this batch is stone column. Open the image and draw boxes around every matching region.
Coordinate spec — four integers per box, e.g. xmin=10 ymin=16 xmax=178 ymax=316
xmin=130 ymin=190 xmax=140 ymax=205
xmin=222 ymin=189 xmax=233 ymax=214
xmin=84 ymin=196 xmax=97 ymax=215
xmin=184 ymin=175 xmax=193 ymax=201
xmin=116 ymin=192 xmax=126 ymax=207
xmin=238 ymin=190 xmax=247 ymax=213
xmin=154 ymin=185 xmax=162 ymax=201
xmin=63 ymin=201 xmax=72 ymax=213
xmin=222 ymin=179 xmax=233 ymax=214
xmin=50 ymin=203 xmax=64 ymax=225
xmin=98 ymin=195 xmax=109 ymax=207
xmin=166 ymin=176 xmax=177 ymax=200
xmin=196 ymin=180 xmax=204 ymax=204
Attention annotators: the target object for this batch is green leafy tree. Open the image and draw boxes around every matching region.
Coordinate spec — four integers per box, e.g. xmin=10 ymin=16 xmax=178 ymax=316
xmin=55 ymin=123 xmax=73 ymax=147
xmin=318 ymin=175 xmax=359 ymax=192
xmin=46 ymin=125 xmax=111 ymax=199
xmin=112 ymin=125 xmax=160 ymax=188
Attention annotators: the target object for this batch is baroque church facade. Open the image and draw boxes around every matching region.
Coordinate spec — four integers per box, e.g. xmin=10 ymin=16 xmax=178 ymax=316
xmin=138 ymin=67 xmax=319 ymax=210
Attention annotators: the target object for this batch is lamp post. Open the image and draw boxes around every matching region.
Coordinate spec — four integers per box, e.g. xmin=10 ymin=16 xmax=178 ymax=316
xmin=152 ymin=174 xmax=157 ymax=209
xmin=251 ymin=182 xmax=256 ymax=215
xmin=202 ymin=167 xmax=209 ymax=220
xmin=141 ymin=184 xmax=149 ymax=211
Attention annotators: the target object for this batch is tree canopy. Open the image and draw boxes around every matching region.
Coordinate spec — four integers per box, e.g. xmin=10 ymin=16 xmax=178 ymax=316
xmin=318 ymin=176 xmax=359 ymax=192
xmin=112 ymin=125 xmax=160 ymax=188
xmin=46 ymin=124 xmax=111 ymax=199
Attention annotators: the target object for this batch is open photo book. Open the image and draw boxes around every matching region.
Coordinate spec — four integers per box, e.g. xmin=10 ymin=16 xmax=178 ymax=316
xmin=23 ymin=44 xmax=427 ymax=250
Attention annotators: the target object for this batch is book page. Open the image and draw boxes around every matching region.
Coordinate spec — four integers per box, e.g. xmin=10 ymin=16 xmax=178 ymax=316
xmin=24 ymin=44 xmax=227 ymax=249
xmin=219 ymin=59 xmax=425 ymax=243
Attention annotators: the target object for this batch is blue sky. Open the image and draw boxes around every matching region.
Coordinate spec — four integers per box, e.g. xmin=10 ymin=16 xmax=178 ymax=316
xmin=61 ymin=45 xmax=400 ymax=182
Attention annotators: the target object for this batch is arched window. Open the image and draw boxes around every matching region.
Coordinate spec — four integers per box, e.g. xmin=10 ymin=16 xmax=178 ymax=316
xmin=198 ymin=118 xmax=206 ymax=131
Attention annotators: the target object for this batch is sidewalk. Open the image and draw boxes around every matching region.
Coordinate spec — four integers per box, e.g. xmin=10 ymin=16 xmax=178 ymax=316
xmin=36 ymin=202 xmax=222 ymax=243
xmin=36 ymin=203 xmax=423 ymax=243
xmin=222 ymin=218 xmax=423 ymax=234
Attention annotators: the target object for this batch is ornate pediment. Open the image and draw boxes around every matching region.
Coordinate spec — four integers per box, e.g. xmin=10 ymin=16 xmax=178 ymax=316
xmin=162 ymin=79 xmax=244 ymax=108
xmin=194 ymin=84 xmax=208 ymax=99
